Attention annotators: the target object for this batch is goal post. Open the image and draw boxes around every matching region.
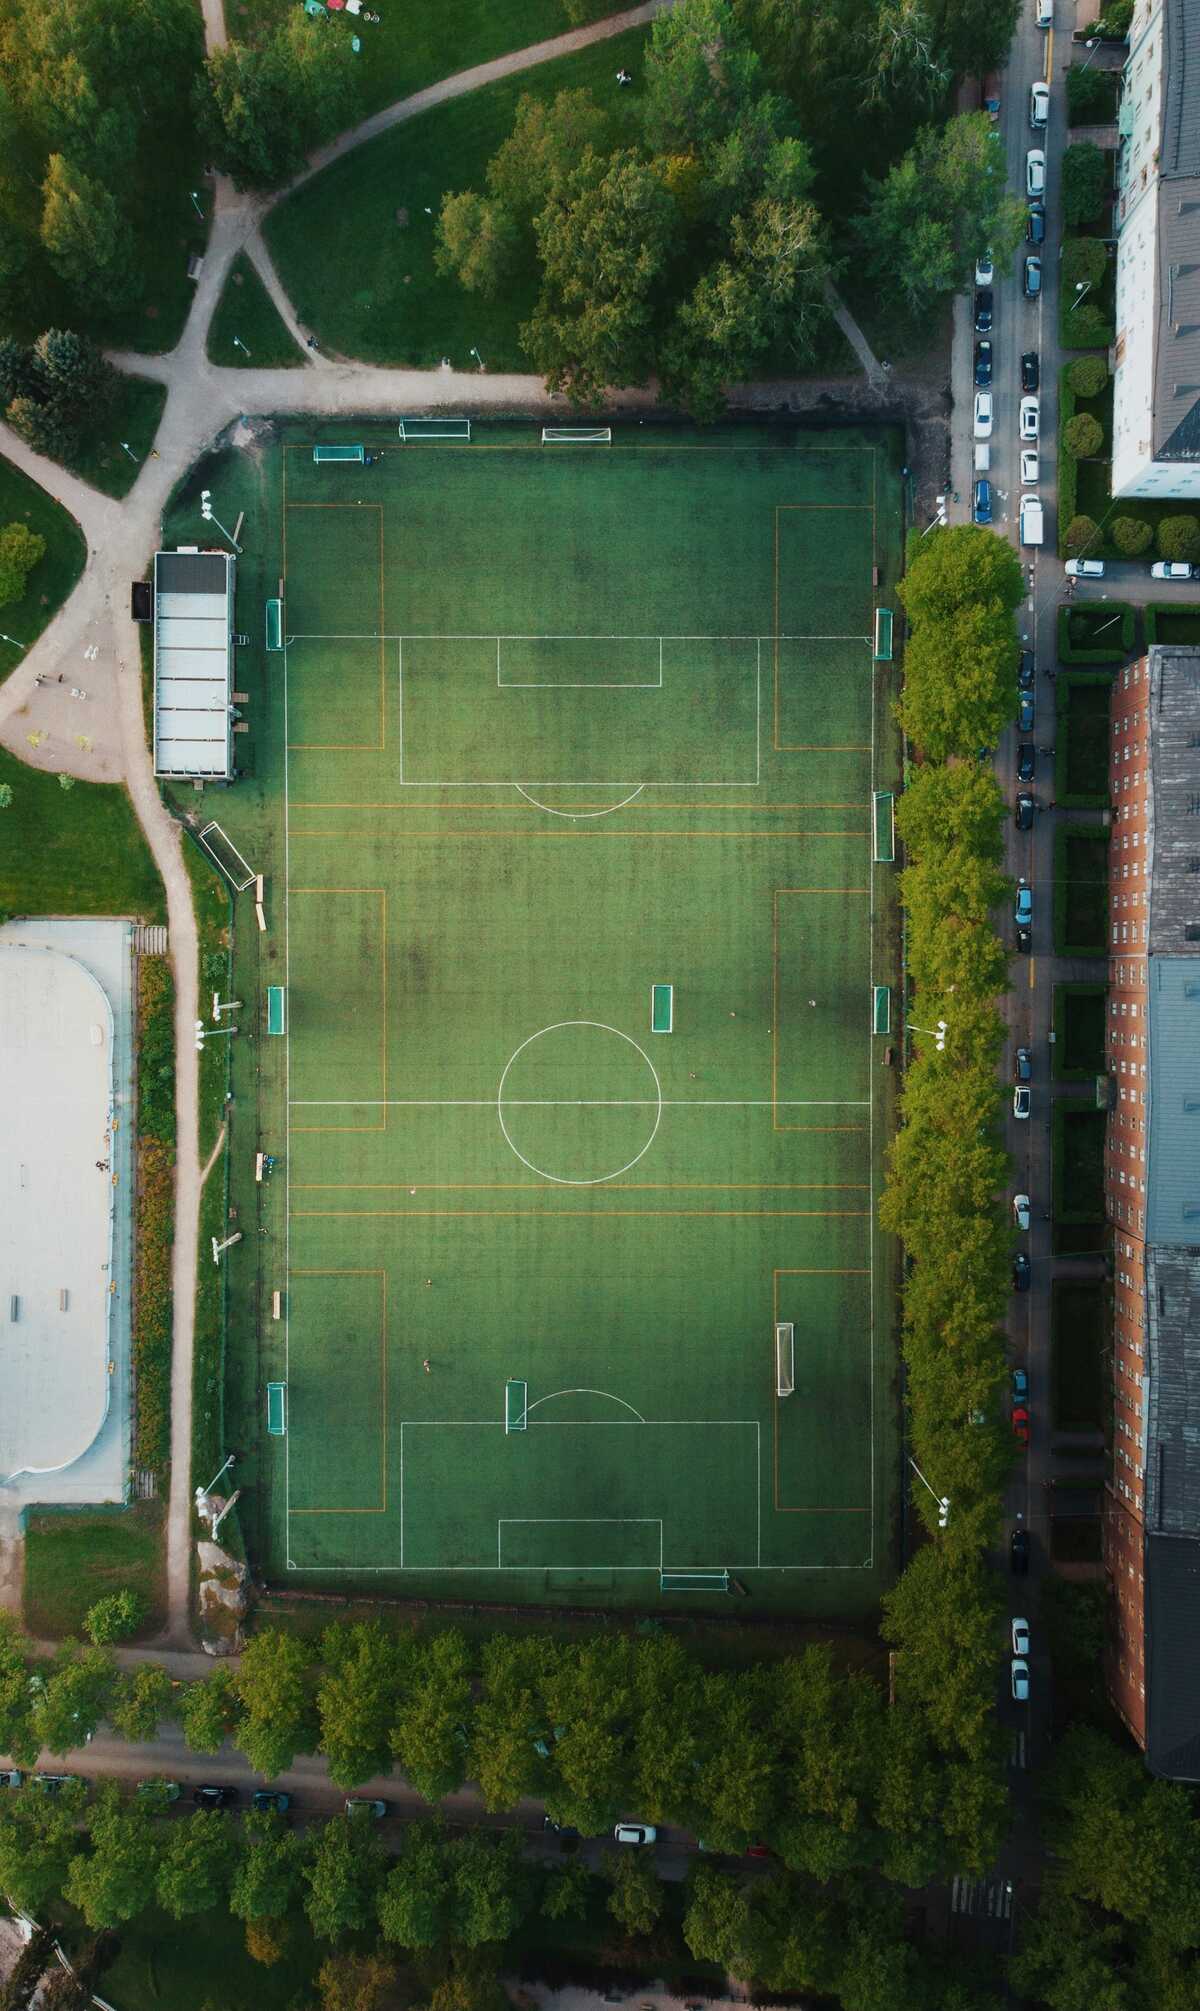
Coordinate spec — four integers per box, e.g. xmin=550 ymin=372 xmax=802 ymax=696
xmin=197 ymin=820 xmax=256 ymax=892
xmin=505 ymin=1379 xmax=528 ymax=1433
xmin=775 ymin=1322 xmax=795 ymax=1398
xmin=873 ymin=790 xmax=895 ymax=863
xmin=660 ymin=1570 xmax=730 ymax=1593
xmin=398 ymin=417 xmax=471 ymax=441
xmin=541 ymin=427 xmax=611 ymax=444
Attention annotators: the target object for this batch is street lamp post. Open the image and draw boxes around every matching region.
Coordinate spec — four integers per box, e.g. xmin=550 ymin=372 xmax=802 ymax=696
xmin=120 ymin=441 xmax=138 ymax=463
xmin=470 ymin=345 xmax=484 ymax=371
xmin=233 ymin=335 xmax=251 ymax=358
xmin=910 ymin=1019 xmax=949 ymax=1051
xmin=200 ymin=489 xmax=242 ymax=554
xmin=1068 ymin=280 xmax=1092 ymax=314
xmin=195 ymin=1019 xmax=239 ymax=1051
xmin=0 ymin=632 xmax=24 ymax=650
xmin=1076 ymin=35 xmax=1101 ymax=70
xmin=189 ymin=189 xmax=205 ymax=220
xmin=909 ymin=1456 xmax=951 ymax=1527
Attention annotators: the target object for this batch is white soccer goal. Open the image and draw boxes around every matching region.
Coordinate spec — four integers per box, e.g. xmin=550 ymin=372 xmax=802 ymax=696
xmin=775 ymin=1322 xmax=795 ymax=1398
xmin=397 ymin=417 xmax=471 ymax=441
xmin=541 ymin=427 xmax=612 ymax=444
xmin=197 ymin=820 xmax=256 ymax=892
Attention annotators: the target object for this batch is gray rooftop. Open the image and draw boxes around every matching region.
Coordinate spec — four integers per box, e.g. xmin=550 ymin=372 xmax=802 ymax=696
xmin=1161 ymin=0 xmax=1200 ymax=178
xmin=1151 ymin=0 xmax=1200 ymax=458
xmin=1144 ymin=1246 xmax=1200 ymax=1534
xmin=1147 ymin=1530 xmax=1200 ymax=1777
xmin=1146 ymin=647 xmax=1200 ymax=955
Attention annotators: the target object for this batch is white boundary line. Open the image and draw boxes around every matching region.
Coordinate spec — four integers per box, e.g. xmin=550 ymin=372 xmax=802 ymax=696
xmin=288 ymin=1097 xmax=870 ymax=1108
xmin=283 ymin=638 xmax=293 ymax=1568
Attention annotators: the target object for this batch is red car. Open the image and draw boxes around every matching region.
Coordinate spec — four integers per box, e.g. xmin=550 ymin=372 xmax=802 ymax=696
xmin=1011 ymin=1406 xmax=1030 ymax=1446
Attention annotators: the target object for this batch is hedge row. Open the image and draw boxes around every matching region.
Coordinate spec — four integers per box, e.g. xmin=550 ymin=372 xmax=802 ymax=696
xmin=1145 ymin=601 xmax=1200 ymax=647
xmin=1056 ymin=602 xmax=1135 ymax=663
xmin=1052 ymin=982 xmax=1108 ymax=1082
xmin=1052 ymin=822 xmax=1111 ymax=956
xmin=1055 ymin=669 xmax=1113 ymax=806
xmin=1057 ymin=370 xmax=1080 ymax=557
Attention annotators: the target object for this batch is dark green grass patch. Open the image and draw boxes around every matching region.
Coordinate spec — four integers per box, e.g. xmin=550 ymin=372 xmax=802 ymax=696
xmin=1051 ymin=1277 xmax=1105 ymax=1431
xmin=0 ymin=454 xmax=85 ymax=658
xmin=207 ymin=253 xmax=305 ymax=369
xmin=1053 ymin=824 xmax=1110 ymax=955
xmin=1055 ymin=671 xmax=1111 ymax=805
xmin=1050 ymin=1516 xmax=1103 ymax=1562
xmin=61 ymin=374 xmax=168 ymax=500
xmin=1053 ymin=982 xmax=1106 ymax=1080
xmin=59 ymin=1900 xmax=320 ymax=2011
xmin=1056 ymin=602 xmax=1133 ymax=664
xmin=0 ymin=749 xmax=165 ymax=922
xmin=23 ymin=1504 xmax=166 ymax=1640
xmin=1052 ymin=1105 xmax=1107 ymax=1251
xmin=1145 ymin=601 xmax=1200 ymax=647
xmin=265 ymin=28 xmax=650 ymax=369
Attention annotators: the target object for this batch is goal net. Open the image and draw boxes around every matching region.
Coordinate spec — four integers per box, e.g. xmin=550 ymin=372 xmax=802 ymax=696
xmin=197 ymin=821 xmax=256 ymax=892
xmin=660 ymin=1570 xmax=730 ymax=1593
xmin=542 ymin=427 xmax=611 ymax=444
xmin=398 ymin=417 xmax=471 ymax=441
xmin=775 ymin=1322 xmax=795 ymax=1398
xmin=505 ymin=1379 xmax=528 ymax=1433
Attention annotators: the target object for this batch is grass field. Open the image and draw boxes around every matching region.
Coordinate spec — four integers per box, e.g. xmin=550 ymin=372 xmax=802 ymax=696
xmin=1052 ymin=983 xmax=1106 ymax=1080
xmin=208 ymin=253 xmax=306 ymax=370
xmin=0 ymin=455 xmax=86 ymax=664
xmin=164 ymin=419 xmax=903 ymax=1616
xmin=0 ymin=748 xmax=165 ymax=922
xmin=23 ymin=1504 xmax=166 ymax=1639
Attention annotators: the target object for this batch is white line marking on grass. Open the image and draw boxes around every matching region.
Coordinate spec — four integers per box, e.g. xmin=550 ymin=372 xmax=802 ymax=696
xmin=496 ymin=1023 xmax=663 ymax=1186
xmin=513 ymin=783 xmax=646 ymax=820
xmin=524 ymin=1387 xmax=647 ymax=1422
xmin=288 ymin=1098 xmax=870 ymax=1108
xmin=284 ymin=635 xmax=293 ymax=1567
xmin=397 ymin=638 xmax=403 ymax=784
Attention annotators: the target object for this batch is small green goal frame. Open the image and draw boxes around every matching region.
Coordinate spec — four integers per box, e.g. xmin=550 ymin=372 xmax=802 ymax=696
xmin=651 ymin=983 xmax=674 ymax=1034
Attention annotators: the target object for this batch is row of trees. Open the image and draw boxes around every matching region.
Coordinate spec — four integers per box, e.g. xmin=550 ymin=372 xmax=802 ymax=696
xmin=0 ymin=1613 xmax=1007 ymax=1879
xmin=0 ymin=328 xmax=112 ymax=459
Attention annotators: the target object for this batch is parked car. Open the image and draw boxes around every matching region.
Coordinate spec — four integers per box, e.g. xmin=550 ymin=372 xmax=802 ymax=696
xmin=1011 ymin=1526 xmax=1031 ymax=1573
xmin=135 ymin=1779 xmax=180 ymax=1803
xmin=1012 ymin=1616 xmax=1031 ymax=1655
xmin=1018 ymin=650 xmax=1035 ymax=690
xmin=1066 ymin=557 xmax=1105 ymax=577
xmin=1013 ymin=1086 xmax=1031 ymax=1121
xmin=1023 ymin=254 xmax=1042 ymax=298
xmin=1014 ymin=879 xmax=1033 ymax=926
xmin=1013 ymin=1249 xmax=1031 ymax=1289
xmin=1017 ymin=924 xmax=1033 ymax=954
xmin=1015 ymin=793 xmax=1035 ymax=830
xmin=1021 ymin=449 xmax=1040 ymax=485
xmin=346 ymin=1798 xmax=389 ymax=1818
xmin=252 ymin=1790 xmax=291 ymax=1812
xmin=1021 ymin=350 xmax=1040 ymax=391
xmin=974 ymin=338 xmax=993 ymax=386
xmin=1011 ymin=1657 xmax=1030 ymax=1701
xmin=975 ymin=249 xmax=995 ymax=287
xmin=1018 ymin=743 xmax=1035 ymax=782
xmin=1015 ymin=1046 xmax=1032 ymax=1081
xmin=1019 ymin=691 xmax=1035 ymax=732
xmin=1029 ymin=80 xmax=1050 ymax=127
xmin=194 ymin=1784 xmax=237 ymax=1808
xmin=614 ymin=1823 xmax=657 ymax=1845
xmin=1026 ymin=202 xmax=1046 ymax=243
xmin=34 ymin=1774 xmax=81 ymax=1794
xmin=974 ymin=389 xmax=994 ymax=438
xmin=544 ymin=1817 xmax=581 ymax=1838
xmin=1150 ymin=561 xmax=1194 ymax=579
xmin=1013 ymin=1366 xmax=1030 ymax=1401
xmin=973 ymin=477 xmax=993 ymax=525
xmin=1036 ymin=0 xmax=1053 ymax=25
xmin=1012 ymin=1405 xmax=1031 ymax=1445
xmin=1014 ymin=1193 xmax=1031 ymax=1230
xmin=974 ymin=288 xmax=994 ymax=332
xmin=0 ymin=1770 xmax=23 ymax=1789
xmin=1019 ymin=395 xmax=1040 ymax=441
xmin=1026 ymin=148 xmax=1046 ymax=196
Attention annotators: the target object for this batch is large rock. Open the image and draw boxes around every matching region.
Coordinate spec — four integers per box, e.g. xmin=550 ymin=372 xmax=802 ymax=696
xmin=198 ymin=1534 xmax=251 ymax=1655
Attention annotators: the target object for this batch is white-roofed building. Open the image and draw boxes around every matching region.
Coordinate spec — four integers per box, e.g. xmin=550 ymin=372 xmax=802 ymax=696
xmin=153 ymin=548 xmax=235 ymax=779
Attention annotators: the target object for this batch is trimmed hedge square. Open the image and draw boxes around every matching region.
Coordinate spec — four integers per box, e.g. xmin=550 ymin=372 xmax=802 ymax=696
xmin=1055 ymin=671 xmax=1112 ymax=805
xmin=1051 ymin=1277 xmax=1106 ymax=1430
xmin=1053 ymin=823 xmax=1110 ymax=955
xmin=1053 ymin=982 xmax=1107 ymax=1079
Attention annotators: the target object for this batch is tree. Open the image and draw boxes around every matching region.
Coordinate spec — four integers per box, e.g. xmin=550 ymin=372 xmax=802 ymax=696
xmin=84 ymin=1589 xmax=144 ymax=1645
xmin=318 ymin=1621 xmax=403 ymax=1789
xmin=1069 ymin=355 xmax=1109 ymax=398
xmin=895 ymin=761 xmax=1006 ymax=865
xmin=487 ymin=88 xmax=611 ymax=223
xmin=926 ymin=0 xmax=1021 ymax=76
xmin=1064 ymin=514 xmax=1101 ymax=559
xmin=861 ymin=0 xmax=949 ymax=112
xmin=471 ymin=1636 xmax=552 ymax=1811
xmin=0 ymin=783 xmax=12 ymax=809
xmin=858 ymin=114 xmax=1024 ymax=318
xmin=1063 ymin=236 xmax=1109 ymax=292
xmin=1011 ymin=1885 xmax=1131 ymax=2011
xmin=233 ymin=1628 xmax=318 ymax=1777
xmin=318 ymin=1954 xmax=405 ymax=2011
xmin=643 ymin=0 xmax=766 ymax=157
xmin=58 ymin=772 xmax=75 ymax=791
xmin=390 ymin=1629 xmax=473 ymax=1803
xmin=898 ymin=606 xmax=1018 ymax=760
xmin=769 ymin=1648 xmax=884 ymax=1879
xmin=691 ymin=1669 xmax=779 ymax=1851
xmin=1157 ymin=515 xmax=1200 ymax=564
xmin=33 ymin=327 xmax=112 ymax=410
xmin=244 ymin=1916 xmax=290 ymax=1968
xmin=881 ymin=1548 xmax=1002 ymax=1756
xmin=229 ymin=1809 xmax=305 ymax=1924
xmin=542 ymin=1638 xmax=636 ymax=1836
xmin=40 ymin=154 xmax=139 ymax=309
xmin=31 ymin=1643 xmax=115 ymax=1753
xmin=451 ymin=1830 xmax=530 ymax=1948
xmin=0 ymin=1616 xmax=37 ymax=1765
xmin=1066 ymin=60 xmax=1116 ymax=123
xmin=434 ymin=193 xmax=519 ymax=299
xmin=0 ymin=336 xmax=38 ymax=406
xmin=1111 ymin=516 xmax=1153 ymax=557
xmin=874 ymin=1702 xmax=948 ymax=1886
xmin=604 ymin=1846 xmax=664 ymax=1936
xmin=304 ymin=1809 xmax=386 ymax=1941
xmin=377 ymin=1822 xmax=452 ymax=1948
xmin=899 ymin=522 xmax=1024 ymax=628
xmin=198 ymin=15 xmax=358 ymax=191
xmin=109 ymin=1662 xmax=173 ymax=1743
xmin=181 ymin=1664 xmax=239 ymax=1751
xmin=1064 ymin=412 xmax=1104 ymax=459
xmin=156 ymin=1808 xmax=239 ymax=1918
xmin=1062 ymin=143 xmax=1108 ymax=226
xmin=631 ymin=1634 xmax=705 ymax=1823
xmin=542 ymin=1856 xmax=591 ymax=1922
xmin=64 ymin=1784 xmax=158 ymax=1928
xmin=0 ymin=1778 xmax=88 ymax=1911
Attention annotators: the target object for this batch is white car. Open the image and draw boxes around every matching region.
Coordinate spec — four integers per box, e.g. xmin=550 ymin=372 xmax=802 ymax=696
xmin=1030 ymin=81 xmax=1050 ymax=128
xmin=974 ymin=390 xmax=994 ymax=439
xmin=614 ymin=1823 xmax=657 ymax=1846
xmin=1150 ymin=560 xmax=1194 ymax=579
xmin=1066 ymin=558 xmax=1105 ymax=577
xmin=1020 ymin=449 xmax=1039 ymax=485
xmin=975 ymin=249 xmax=994 ymax=287
xmin=1013 ymin=1086 xmax=1031 ymax=1120
xmin=1013 ymin=1194 xmax=1031 ymax=1231
xmin=1011 ymin=1657 xmax=1030 ymax=1702
xmin=1019 ymin=396 xmax=1040 ymax=441
xmin=1012 ymin=1617 xmax=1030 ymax=1656
xmin=1026 ymin=148 xmax=1046 ymax=197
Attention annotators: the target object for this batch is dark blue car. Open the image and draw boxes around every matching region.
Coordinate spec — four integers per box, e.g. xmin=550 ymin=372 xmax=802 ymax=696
xmin=973 ymin=478 xmax=993 ymax=524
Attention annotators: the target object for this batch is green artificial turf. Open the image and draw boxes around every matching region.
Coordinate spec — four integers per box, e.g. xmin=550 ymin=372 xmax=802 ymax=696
xmin=0 ymin=454 xmax=86 ymax=661
xmin=0 ymin=747 xmax=165 ymax=922
xmin=161 ymin=417 xmax=904 ymax=1617
xmin=207 ymin=253 xmax=306 ymax=369
xmin=23 ymin=1505 xmax=166 ymax=1640
xmin=264 ymin=27 xmax=650 ymax=369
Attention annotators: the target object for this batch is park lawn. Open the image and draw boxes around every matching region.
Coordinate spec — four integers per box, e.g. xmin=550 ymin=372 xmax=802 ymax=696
xmin=61 ymin=374 xmax=168 ymax=500
xmin=59 ymin=1901 xmax=322 ymax=2011
xmin=1053 ymin=983 xmax=1106 ymax=1079
xmin=208 ymin=253 xmax=306 ymax=368
xmin=0 ymin=455 xmax=85 ymax=661
xmin=235 ymin=0 xmax=627 ymax=124
xmin=264 ymin=25 xmax=650 ymax=369
xmin=0 ymin=747 xmax=165 ymax=922
xmin=1051 ymin=1278 xmax=1105 ymax=1432
xmin=23 ymin=1504 xmax=166 ymax=1640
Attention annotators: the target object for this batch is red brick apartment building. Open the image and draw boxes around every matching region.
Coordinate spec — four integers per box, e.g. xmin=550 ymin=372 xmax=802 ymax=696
xmin=1103 ymin=645 xmax=1200 ymax=1776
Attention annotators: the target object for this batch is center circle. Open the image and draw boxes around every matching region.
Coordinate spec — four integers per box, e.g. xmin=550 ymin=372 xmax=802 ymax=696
xmin=496 ymin=1021 xmax=663 ymax=1186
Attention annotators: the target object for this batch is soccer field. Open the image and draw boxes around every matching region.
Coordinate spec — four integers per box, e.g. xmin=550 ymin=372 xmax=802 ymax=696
xmin=185 ymin=420 xmax=903 ymax=1615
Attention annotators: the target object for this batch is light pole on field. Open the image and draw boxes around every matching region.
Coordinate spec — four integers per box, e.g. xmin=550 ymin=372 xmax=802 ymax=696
xmin=233 ymin=335 xmax=251 ymax=358
xmin=470 ymin=345 xmax=484 ymax=371
xmin=189 ymin=189 xmax=205 ymax=220
xmin=910 ymin=1019 xmax=949 ymax=1051
xmin=200 ymin=488 xmax=242 ymax=553
xmin=909 ymin=1457 xmax=951 ymax=1527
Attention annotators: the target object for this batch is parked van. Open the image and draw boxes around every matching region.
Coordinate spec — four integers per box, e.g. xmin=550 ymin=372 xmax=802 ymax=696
xmin=1019 ymin=495 xmax=1044 ymax=546
xmin=974 ymin=441 xmax=991 ymax=473
xmin=1036 ymin=0 xmax=1052 ymax=25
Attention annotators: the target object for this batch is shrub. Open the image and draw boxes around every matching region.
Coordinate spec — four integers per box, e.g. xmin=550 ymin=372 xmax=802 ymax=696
xmin=1065 ymin=63 xmax=1115 ymax=122
xmin=1062 ymin=236 xmax=1109 ymax=288
xmin=1064 ymin=412 xmax=1103 ymax=458
xmin=1157 ymin=514 xmax=1200 ymax=563
xmin=1067 ymin=302 xmax=1114 ymax=348
xmin=85 ymin=1589 xmax=146 ymax=1645
xmin=1093 ymin=0 xmax=1133 ymax=33
xmin=1064 ymin=514 xmax=1100 ymax=556
xmin=1062 ymin=143 xmax=1108 ymax=225
xmin=1110 ymin=515 xmax=1153 ymax=556
xmin=1056 ymin=602 xmax=1134 ymax=663
xmin=1069 ymin=355 xmax=1108 ymax=397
